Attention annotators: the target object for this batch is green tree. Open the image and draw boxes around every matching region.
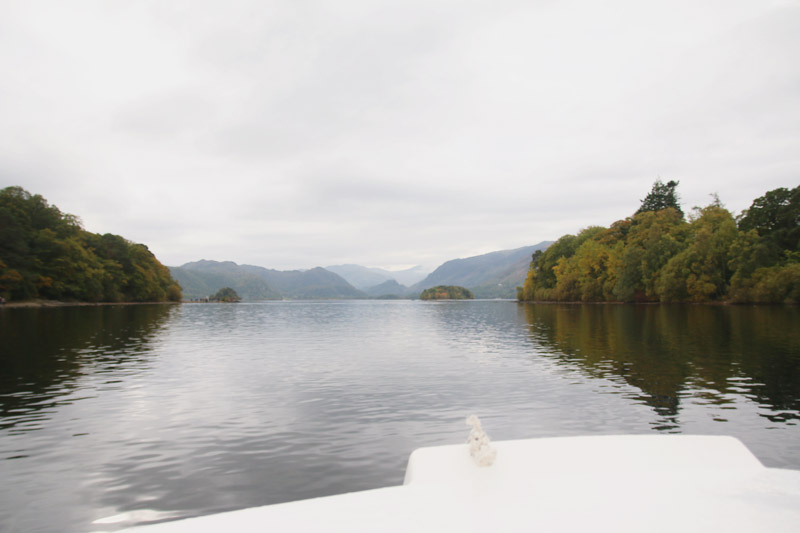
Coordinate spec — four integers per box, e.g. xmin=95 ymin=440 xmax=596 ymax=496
xmin=0 ymin=186 xmax=181 ymax=303
xmin=728 ymin=263 xmax=800 ymax=303
xmin=531 ymin=234 xmax=582 ymax=291
xmin=549 ymin=239 xmax=612 ymax=302
xmin=615 ymin=208 xmax=688 ymax=301
xmin=518 ymin=183 xmax=798 ymax=304
xmin=737 ymin=185 xmax=800 ymax=259
xmin=656 ymin=204 xmax=738 ymax=302
xmin=636 ymin=179 xmax=683 ymax=217
xmin=521 ymin=227 xmax=604 ymax=301
xmin=574 ymin=239 xmax=615 ymax=301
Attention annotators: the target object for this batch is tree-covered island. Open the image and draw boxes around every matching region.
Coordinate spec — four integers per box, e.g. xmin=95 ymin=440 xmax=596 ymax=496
xmin=420 ymin=285 xmax=474 ymax=300
xmin=212 ymin=287 xmax=241 ymax=302
xmin=518 ymin=182 xmax=799 ymax=304
xmin=0 ymin=186 xmax=182 ymax=303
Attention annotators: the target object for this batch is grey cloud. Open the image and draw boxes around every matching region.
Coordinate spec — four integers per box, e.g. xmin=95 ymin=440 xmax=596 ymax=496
xmin=1 ymin=1 xmax=798 ymax=271
xmin=113 ymin=91 xmax=220 ymax=139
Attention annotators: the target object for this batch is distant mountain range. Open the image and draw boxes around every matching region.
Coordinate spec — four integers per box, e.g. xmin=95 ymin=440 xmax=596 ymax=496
xmin=169 ymin=242 xmax=552 ymax=300
xmin=411 ymin=242 xmax=553 ymax=298
xmin=324 ymin=264 xmax=429 ymax=289
xmin=362 ymin=279 xmax=408 ymax=298
xmin=170 ymin=260 xmax=365 ymax=300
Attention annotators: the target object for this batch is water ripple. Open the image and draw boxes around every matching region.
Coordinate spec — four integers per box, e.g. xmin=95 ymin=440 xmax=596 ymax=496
xmin=0 ymin=302 xmax=799 ymax=532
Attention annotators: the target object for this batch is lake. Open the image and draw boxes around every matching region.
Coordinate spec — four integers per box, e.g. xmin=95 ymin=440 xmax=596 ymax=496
xmin=1 ymin=301 xmax=798 ymax=532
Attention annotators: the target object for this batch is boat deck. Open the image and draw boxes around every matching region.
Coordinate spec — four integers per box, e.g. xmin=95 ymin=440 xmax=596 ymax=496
xmin=119 ymin=435 xmax=800 ymax=532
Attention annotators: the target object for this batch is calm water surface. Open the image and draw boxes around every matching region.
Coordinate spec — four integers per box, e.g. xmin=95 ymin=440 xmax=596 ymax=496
xmin=1 ymin=301 xmax=798 ymax=531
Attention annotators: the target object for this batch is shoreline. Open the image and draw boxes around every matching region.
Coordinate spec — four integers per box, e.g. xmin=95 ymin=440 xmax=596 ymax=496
xmin=516 ymin=299 xmax=797 ymax=306
xmin=3 ymin=299 xmax=792 ymax=308
xmin=0 ymin=299 xmax=180 ymax=309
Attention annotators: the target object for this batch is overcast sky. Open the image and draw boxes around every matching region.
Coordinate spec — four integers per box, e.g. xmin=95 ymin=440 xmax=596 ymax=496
xmin=1 ymin=1 xmax=798 ymax=271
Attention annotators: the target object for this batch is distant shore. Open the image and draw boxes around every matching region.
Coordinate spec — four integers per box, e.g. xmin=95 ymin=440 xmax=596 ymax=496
xmin=0 ymin=299 xmax=180 ymax=308
xmin=515 ymin=299 xmax=798 ymax=306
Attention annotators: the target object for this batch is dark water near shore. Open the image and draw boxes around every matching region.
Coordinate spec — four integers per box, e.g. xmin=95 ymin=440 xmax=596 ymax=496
xmin=1 ymin=301 xmax=798 ymax=532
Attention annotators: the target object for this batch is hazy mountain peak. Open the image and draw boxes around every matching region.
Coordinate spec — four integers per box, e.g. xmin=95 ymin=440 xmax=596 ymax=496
xmin=412 ymin=242 xmax=552 ymax=298
xmin=171 ymin=260 xmax=364 ymax=300
xmin=324 ymin=264 xmax=429 ymax=289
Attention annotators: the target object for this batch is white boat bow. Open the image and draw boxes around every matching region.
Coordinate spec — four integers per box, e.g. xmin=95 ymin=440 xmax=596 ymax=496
xmin=119 ymin=434 xmax=800 ymax=532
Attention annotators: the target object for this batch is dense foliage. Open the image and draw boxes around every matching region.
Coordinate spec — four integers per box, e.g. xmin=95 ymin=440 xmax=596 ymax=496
xmin=0 ymin=186 xmax=182 ymax=302
xmin=420 ymin=285 xmax=474 ymax=300
xmin=519 ymin=184 xmax=799 ymax=303
xmin=212 ymin=287 xmax=241 ymax=302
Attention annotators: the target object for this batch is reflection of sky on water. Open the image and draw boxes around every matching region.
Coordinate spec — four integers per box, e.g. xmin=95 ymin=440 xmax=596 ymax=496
xmin=0 ymin=301 xmax=798 ymax=532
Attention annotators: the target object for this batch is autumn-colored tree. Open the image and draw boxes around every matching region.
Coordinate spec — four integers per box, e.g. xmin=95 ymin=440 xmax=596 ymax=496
xmin=519 ymin=182 xmax=797 ymax=304
xmin=419 ymin=285 xmax=473 ymax=300
xmin=522 ymin=227 xmax=604 ymax=301
xmin=657 ymin=205 xmax=738 ymax=302
xmin=0 ymin=186 xmax=182 ymax=303
xmin=614 ymin=207 xmax=687 ymax=301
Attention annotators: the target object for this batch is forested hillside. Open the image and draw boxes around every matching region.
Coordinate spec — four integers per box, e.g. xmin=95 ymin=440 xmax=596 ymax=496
xmin=0 ymin=186 xmax=181 ymax=302
xmin=169 ymin=260 xmax=281 ymax=300
xmin=240 ymin=264 xmax=365 ymax=299
xmin=519 ymin=182 xmax=799 ymax=303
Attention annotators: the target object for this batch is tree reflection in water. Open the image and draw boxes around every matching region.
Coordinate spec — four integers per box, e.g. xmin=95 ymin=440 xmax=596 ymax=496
xmin=0 ymin=305 xmax=175 ymax=433
xmin=520 ymin=304 xmax=800 ymax=430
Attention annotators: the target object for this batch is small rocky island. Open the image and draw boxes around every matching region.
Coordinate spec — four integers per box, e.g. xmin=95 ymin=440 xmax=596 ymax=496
xmin=419 ymin=285 xmax=474 ymax=300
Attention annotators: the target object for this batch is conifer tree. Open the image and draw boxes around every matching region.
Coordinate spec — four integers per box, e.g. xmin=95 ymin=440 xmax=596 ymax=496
xmin=636 ymin=179 xmax=683 ymax=217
